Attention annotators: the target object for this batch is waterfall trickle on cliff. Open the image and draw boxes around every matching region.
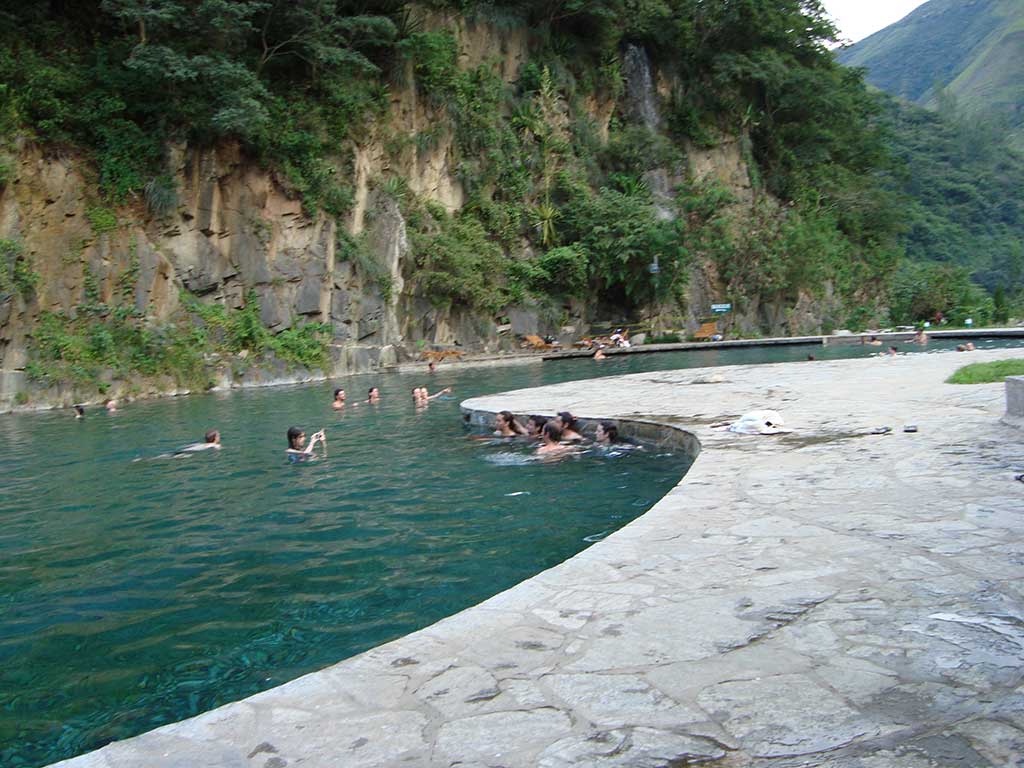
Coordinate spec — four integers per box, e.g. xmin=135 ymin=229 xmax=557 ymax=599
xmin=621 ymin=44 xmax=674 ymax=222
xmin=622 ymin=44 xmax=660 ymax=132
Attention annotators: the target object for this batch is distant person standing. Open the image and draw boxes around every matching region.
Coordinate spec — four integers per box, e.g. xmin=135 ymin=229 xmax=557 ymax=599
xmin=331 ymin=388 xmax=347 ymax=410
xmin=286 ymin=427 xmax=326 ymax=462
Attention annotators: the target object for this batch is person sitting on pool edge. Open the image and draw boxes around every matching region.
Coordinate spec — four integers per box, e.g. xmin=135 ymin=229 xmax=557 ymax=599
xmin=286 ymin=426 xmax=326 ymax=462
xmin=331 ymin=388 xmax=347 ymax=410
xmin=554 ymin=411 xmax=585 ymax=442
xmin=537 ymin=421 xmax=572 ymax=456
xmin=493 ymin=410 xmax=527 ymax=437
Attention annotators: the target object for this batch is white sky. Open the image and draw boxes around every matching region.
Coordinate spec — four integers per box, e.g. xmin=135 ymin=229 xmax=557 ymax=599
xmin=821 ymin=0 xmax=931 ymax=44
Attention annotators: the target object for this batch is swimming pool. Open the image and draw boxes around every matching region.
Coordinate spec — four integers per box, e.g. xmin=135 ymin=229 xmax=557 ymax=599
xmin=2 ymin=337 xmax=1021 ymax=766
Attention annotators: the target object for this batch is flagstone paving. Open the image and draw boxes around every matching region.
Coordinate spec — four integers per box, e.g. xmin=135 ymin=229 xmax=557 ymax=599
xmin=53 ymin=349 xmax=1024 ymax=768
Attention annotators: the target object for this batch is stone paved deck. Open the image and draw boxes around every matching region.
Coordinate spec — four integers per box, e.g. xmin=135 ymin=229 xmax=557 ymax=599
xmin=53 ymin=349 xmax=1024 ymax=768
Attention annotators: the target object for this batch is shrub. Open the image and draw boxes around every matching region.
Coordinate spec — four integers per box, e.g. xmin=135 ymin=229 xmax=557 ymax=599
xmin=271 ymin=323 xmax=332 ymax=370
xmin=86 ymin=207 xmax=118 ymax=235
xmin=0 ymin=238 xmax=39 ymax=298
xmin=511 ymin=244 xmax=589 ymax=298
xmin=650 ymin=332 xmax=681 ymax=344
xmin=401 ymin=30 xmax=459 ymax=104
xmin=144 ymin=175 xmax=178 ymax=218
xmin=888 ymin=262 xmax=992 ymax=325
xmin=413 ymin=211 xmax=509 ymax=314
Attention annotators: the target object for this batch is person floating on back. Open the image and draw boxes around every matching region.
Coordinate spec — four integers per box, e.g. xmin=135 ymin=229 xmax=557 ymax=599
xmin=175 ymin=430 xmax=222 ymax=454
xmin=286 ymin=426 xmax=326 ymax=463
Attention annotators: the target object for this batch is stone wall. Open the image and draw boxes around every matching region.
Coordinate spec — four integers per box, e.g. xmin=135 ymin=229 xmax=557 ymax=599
xmin=0 ymin=16 xmax=838 ymax=411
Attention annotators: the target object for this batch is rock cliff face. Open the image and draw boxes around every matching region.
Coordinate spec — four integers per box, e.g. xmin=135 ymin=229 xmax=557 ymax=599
xmin=0 ymin=17 xmax=831 ymax=412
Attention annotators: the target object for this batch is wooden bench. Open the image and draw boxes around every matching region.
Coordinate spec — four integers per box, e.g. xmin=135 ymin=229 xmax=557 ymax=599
xmin=693 ymin=319 xmax=718 ymax=341
xmin=522 ymin=334 xmax=557 ymax=350
xmin=420 ymin=349 xmax=465 ymax=362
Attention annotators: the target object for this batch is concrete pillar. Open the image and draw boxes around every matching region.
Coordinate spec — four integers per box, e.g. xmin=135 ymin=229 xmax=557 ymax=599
xmin=1005 ymin=376 xmax=1024 ymax=428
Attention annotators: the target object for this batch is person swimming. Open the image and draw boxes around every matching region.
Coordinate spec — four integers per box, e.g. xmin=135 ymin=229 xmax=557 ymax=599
xmin=286 ymin=426 xmax=326 ymax=462
xmin=367 ymin=387 xmax=381 ymax=404
xmin=331 ymin=388 xmax=347 ymax=410
xmin=174 ymin=430 xmax=222 ymax=454
xmin=554 ymin=411 xmax=584 ymax=442
xmin=493 ymin=410 xmax=527 ymax=437
xmin=73 ymin=404 xmax=85 ymax=419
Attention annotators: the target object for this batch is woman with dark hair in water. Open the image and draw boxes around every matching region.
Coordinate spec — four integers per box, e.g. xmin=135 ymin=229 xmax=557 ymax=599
xmin=554 ymin=411 xmax=584 ymax=442
xmin=595 ymin=421 xmax=619 ymax=444
xmin=525 ymin=415 xmax=548 ymax=439
xmin=286 ymin=426 xmax=326 ymax=462
xmin=493 ymin=410 xmax=527 ymax=437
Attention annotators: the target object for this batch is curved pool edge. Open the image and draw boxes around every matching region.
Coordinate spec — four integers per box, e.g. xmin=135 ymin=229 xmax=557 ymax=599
xmin=49 ymin=348 xmax=1024 ymax=768
xmin=460 ymin=405 xmax=703 ymax=460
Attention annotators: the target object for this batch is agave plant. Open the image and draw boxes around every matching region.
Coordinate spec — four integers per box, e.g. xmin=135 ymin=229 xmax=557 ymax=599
xmin=532 ymin=201 xmax=561 ymax=247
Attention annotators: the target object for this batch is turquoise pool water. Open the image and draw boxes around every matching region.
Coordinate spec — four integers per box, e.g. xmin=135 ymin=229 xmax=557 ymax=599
xmin=1 ymin=337 xmax=1021 ymax=766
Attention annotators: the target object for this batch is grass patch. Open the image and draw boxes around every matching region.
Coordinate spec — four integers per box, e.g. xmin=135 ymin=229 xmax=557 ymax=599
xmin=946 ymin=359 xmax=1024 ymax=384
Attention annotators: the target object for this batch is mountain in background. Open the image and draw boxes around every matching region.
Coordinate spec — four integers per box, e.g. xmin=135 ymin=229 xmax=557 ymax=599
xmin=838 ymin=0 xmax=1024 ymax=148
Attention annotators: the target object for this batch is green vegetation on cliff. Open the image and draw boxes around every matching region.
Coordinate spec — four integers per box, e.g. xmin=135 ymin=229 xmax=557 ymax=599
xmin=27 ymin=289 xmax=332 ymax=391
xmin=1 ymin=0 xmax=909 ymax=393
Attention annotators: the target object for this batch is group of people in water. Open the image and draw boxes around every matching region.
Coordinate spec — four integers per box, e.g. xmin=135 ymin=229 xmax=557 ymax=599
xmin=299 ymin=388 xmax=629 ymax=463
xmin=287 ymin=382 xmax=454 ymax=462
xmin=487 ymin=409 xmax=630 ymax=457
